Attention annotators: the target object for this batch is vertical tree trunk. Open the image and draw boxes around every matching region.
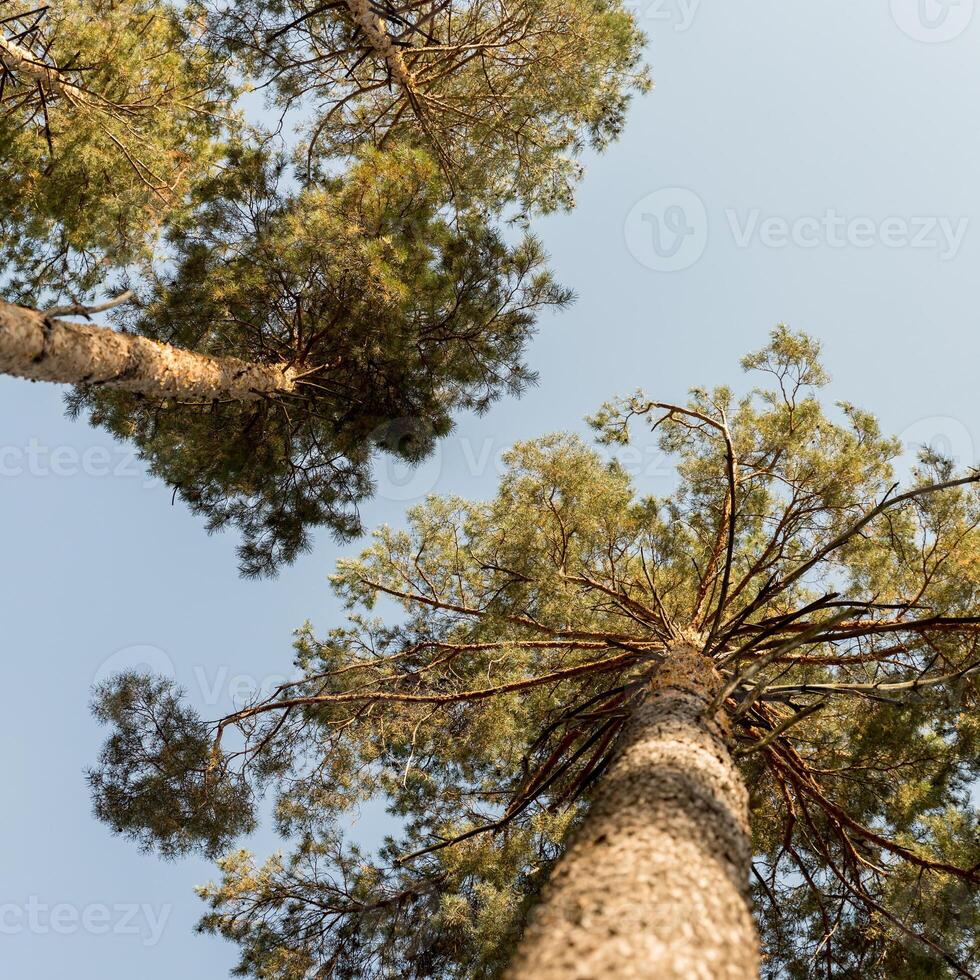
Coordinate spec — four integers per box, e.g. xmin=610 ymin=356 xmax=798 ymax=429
xmin=0 ymin=300 xmax=297 ymax=401
xmin=506 ymin=639 xmax=759 ymax=980
xmin=344 ymin=0 xmax=418 ymax=93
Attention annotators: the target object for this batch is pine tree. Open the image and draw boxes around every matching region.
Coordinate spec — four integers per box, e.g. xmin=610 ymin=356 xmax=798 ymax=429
xmin=91 ymin=328 xmax=980 ymax=977
xmin=1 ymin=0 xmax=646 ymax=572
xmin=0 ymin=0 xmax=228 ymax=301
xmin=215 ymin=0 xmax=650 ymax=211
xmin=73 ymin=146 xmax=573 ymax=574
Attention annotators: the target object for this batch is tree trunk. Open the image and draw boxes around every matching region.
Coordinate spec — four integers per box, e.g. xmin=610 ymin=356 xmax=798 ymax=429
xmin=0 ymin=34 xmax=89 ymax=102
xmin=0 ymin=300 xmax=297 ymax=401
xmin=506 ymin=638 xmax=760 ymax=980
xmin=344 ymin=0 xmax=418 ymax=93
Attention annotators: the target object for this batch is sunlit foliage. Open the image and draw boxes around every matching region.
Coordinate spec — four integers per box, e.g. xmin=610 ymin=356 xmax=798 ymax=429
xmin=92 ymin=329 xmax=980 ymax=976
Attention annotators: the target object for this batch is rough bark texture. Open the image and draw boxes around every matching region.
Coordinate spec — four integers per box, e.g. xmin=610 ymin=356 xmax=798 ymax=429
xmin=0 ymin=300 xmax=297 ymax=400
xmin=506 ymin=638 xmax=760 ymax=980
xmin=344 ymin=0 xmax=418 ymax=92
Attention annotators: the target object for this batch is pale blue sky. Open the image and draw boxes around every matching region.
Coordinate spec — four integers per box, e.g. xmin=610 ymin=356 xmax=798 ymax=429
xmin=3 ymin=3 xmax=980 ymax=976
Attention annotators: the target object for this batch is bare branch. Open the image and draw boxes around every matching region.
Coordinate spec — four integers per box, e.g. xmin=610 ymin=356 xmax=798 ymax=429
xmin=43 ymin=289 xmax=134 ymax=318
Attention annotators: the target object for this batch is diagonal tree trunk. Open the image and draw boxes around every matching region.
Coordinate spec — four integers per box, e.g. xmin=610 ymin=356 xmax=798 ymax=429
xmin=0 ymin=300 xmax=297 ymax=401
xmin=506 ymin=637 xmax=760 ymax=980
xmin=0 ymin=33 xmax=93 ymax=103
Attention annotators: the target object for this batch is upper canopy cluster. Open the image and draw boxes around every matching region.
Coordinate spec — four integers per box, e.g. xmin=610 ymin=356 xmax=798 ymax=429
xmin=1 ymin=0 xmax=649 ymax=300
xmin=0 ymin=0 xmax=228 ymax=299
xmin=0 ymin=0 xmax=648 ymax=572
xmin=219 ymin=0 xmax=650 ymax=212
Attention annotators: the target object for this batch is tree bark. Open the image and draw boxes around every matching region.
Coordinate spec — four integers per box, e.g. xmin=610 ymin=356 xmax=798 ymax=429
xmin=344 ymin=0 xmax=418 ymax=93
xmin=506 ymin=638 xmax=760 ymax=980
xmin=0 ymin=300 xmax=297 ymax=401
xmin=0 ymin=34 xmax=91 ymax=103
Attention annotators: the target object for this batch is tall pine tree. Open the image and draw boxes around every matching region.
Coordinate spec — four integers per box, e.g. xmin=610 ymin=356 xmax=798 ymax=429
xmin=91 ymin=329 xmax=980 ymax=977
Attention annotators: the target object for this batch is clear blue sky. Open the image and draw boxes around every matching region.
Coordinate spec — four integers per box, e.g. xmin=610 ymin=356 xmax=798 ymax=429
xmin=3 ymin=3 xmax=980 ymax=976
